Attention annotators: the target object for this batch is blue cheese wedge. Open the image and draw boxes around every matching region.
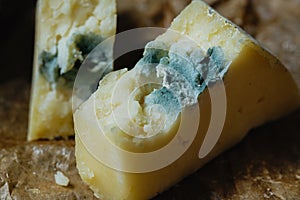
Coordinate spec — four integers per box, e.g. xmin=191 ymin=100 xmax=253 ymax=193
xmin=28 ymin=0 xmax=116 ymax=140
xmin=74 ymin=0 xmax=300 ymax=199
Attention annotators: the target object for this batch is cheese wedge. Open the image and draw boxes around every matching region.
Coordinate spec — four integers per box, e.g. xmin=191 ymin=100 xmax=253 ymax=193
xmin=74 ymin=0 xmax=300 ymax=199
xmin=28 ymin=0 xmax=116 ymax=140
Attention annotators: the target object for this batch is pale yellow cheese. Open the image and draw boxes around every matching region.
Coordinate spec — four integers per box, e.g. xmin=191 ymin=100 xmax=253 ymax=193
xmin=74 ymin=0 xmax=300 ymax=199
xmin=28 ymin=0 xmax=116 ymax=140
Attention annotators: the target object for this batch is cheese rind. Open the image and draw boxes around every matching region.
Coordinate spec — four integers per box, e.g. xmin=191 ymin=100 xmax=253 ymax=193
xmin=75 ymin=0 xmax=300 ymax=199
xmin=28 ymin=0 xmax=116 ymax=140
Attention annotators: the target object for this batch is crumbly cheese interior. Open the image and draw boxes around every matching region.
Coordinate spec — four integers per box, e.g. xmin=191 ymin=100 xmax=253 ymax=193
xmin=39 ymin=0 xmax=115 ymax=53
xmin=93 ymin=68 xmax=180 ymax=152
xmin=74 ymin=0 xmax=300 ymax=199
xmin=38 ymin=0 xmax=115 ymax=81
xmin=28 ymin=0 xmax=116 ymax=140
xmin=94 ymin=39 xmax=231 ymax=148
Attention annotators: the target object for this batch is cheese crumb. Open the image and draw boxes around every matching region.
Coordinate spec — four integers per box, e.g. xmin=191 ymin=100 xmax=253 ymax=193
xmin=54 ymin=171 xmax=70 ymax=186
xmin=0 ymin=182 xmax=12 ymax=200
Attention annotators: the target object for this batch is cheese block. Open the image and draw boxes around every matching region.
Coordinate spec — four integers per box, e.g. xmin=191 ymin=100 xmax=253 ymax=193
xmin=28 ymin=0 xmax=116 ymax=140
xmin=74 ymin=0 xmax=300 ymax=199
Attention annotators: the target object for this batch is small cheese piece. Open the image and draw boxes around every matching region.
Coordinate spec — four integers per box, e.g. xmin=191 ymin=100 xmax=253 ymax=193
xmin=74 ymin=0 xmax=300 ymax=199
xmin=0 ymin=182 xmax=12 ymax=200
xmin=28 ymin=0 xmax=116 ymax=140
xmin=54 ymin=171 xmax=70 ymax=187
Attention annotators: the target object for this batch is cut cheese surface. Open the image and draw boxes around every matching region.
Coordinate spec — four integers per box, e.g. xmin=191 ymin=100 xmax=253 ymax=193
xmin=28 ymin=0 xmax=116 ymax=140
xmin=74 ymin=0 xmax=300 ymax=199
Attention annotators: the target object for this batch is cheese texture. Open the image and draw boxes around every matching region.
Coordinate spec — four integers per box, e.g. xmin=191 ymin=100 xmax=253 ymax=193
xmin=28 ymin=0 xmax=116 ymax=140
xmin=74 ymin=0 xmax=300 ymax=199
